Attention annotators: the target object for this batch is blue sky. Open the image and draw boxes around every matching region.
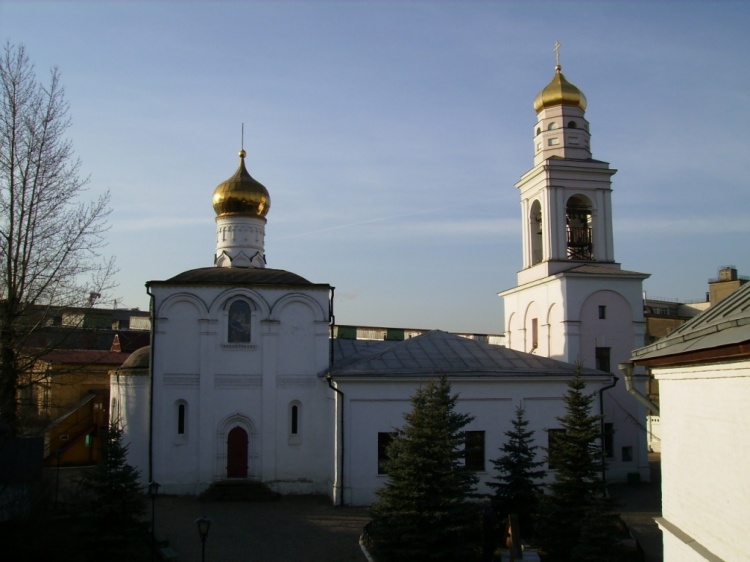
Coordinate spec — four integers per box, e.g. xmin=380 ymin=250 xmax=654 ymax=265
xmin=3 ymin=1 xmax=749 ymax=334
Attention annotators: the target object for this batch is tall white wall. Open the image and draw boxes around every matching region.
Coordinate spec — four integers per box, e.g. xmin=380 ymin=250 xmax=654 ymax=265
xmin=110 ymin=370 xmax=150 ymax=478
xmin=656 ymin=360 xmax=750 ymax=561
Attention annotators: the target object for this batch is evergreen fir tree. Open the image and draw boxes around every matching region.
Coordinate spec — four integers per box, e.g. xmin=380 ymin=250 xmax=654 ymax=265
xmin=487 ymin=406 xmax=545 ymax=541
xmin=570 ymin=496 xmax=627 ymax=562
xmin=370 ymin=376 xmax=480 ymax=562
xmin=536 ymin=367 xmax=621 ymax=561
xmin=76 ymin=421 xmax=148 ymax=560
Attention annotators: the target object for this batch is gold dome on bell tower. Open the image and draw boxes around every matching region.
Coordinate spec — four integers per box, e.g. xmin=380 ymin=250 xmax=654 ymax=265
xmin=533 ymin=65 xmax=587 ymax=113
xmin=212 ymin=149 xmax=271 ymax=218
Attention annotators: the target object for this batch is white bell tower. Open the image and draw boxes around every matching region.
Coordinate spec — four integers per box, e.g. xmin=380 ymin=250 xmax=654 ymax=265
xmin=500 ymin=47 xmax=651 ymax=483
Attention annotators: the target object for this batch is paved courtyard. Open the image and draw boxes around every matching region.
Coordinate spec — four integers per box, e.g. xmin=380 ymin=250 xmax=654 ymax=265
xmin=152 ymin=455 xmax=662 ymax=562
xmin=52 ymin=455 xmax=661 ymax=561
xmin=154 ymin=495 xmax=370 ymax=562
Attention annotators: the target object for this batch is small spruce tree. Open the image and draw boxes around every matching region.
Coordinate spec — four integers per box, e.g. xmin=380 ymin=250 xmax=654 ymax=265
xmin=487 ymin=406 xmax=545 ymax=541
xmin=76 ymin=421 xmax=148 ymax=560
xmin=536 ymin=367 xmax=621 ymax=561
xmin=370 ymin=376 xmax=480 ymax=562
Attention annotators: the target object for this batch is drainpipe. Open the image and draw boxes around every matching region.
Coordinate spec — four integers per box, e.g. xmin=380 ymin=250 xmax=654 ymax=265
xmin=327 ymin=374 xmax=344 ymax=506
xmin=326 ymin=287 xmax=345 ymax=506
xmin=618 ymin=362 xmax=659 ymax=416
xmin=147 ymin=284 xmax=155 ymax=484
xmin=599 ymin=375 xmax=618 ymax=486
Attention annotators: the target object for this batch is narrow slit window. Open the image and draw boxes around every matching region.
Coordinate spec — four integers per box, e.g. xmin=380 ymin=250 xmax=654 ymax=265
xmin=291 ymin=404 xmax=299 ymax=435
xmin=177 ymin=403 xmax=186 ymax=435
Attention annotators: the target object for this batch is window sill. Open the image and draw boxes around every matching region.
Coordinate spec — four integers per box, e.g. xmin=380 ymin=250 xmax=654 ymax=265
xmin=222 ymin=343 xmax=257 ymax=350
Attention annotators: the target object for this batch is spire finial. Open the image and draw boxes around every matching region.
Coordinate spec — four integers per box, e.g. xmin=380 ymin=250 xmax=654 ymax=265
xmin=239 ymin=123 xmax=246 ymax=159
xmin=554 ymin=41 xmax=561 ymax=70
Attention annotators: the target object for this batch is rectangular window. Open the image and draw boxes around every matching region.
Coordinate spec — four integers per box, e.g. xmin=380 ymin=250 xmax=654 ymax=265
xmin=531 ymin=318 xmax=538 ymax=350
xmin=603 ymin=423 xmax=614 ymax=458
xmin=464 ymin=431 xmax=485 ymax=471
xmin=622 ymin=446 xmax=633 ymax=462
xmin=595 ymin=347 xmax=611 ymax=373
xmin=547 ymin=429 xmax=566 ymax=470
xmin=548 ymin=137 xmax=560 ymax=146
xmin=598 ymin=305 xmax=607 ymax=319
xmin=378 ymin=432 xmax=396 ymax=475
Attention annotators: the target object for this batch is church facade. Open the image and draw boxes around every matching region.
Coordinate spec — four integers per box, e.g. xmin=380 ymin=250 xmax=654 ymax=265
xmin=111 ymin=61 xmax=637 ymax=505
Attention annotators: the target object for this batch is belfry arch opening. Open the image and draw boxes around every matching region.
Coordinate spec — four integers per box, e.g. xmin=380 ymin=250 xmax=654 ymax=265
xmin=565 ymin=195 xmax=593 ymax=260
xmin=529 ymin=200 xmax=543 ymax=265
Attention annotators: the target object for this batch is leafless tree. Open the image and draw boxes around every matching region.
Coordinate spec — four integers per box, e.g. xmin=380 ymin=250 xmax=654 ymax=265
xmin=0 ymin=42 xmax=116 ymax=437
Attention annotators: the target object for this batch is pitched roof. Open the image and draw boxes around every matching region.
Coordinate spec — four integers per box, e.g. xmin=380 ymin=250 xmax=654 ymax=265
xmin=563 ymin=264 xmax=649 ymax=278
xmin=329 ymin=329 xmax=602 ymax=378
xmin=632 ymin=281 xmax=750 ymax=364
xmin=148 ymin=267 xmax=326 ymax=288
xmin=36 ymin=349 xmax=132 ymax=367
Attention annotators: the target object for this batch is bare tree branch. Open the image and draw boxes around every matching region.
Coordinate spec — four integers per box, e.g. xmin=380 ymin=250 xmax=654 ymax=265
xmin=0 ymin=42 xmax=117 ymax=436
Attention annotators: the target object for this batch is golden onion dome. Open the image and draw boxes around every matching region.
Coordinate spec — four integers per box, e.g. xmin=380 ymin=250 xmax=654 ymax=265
xmin=212 ymin=149 xmax=270 ymax=218
xmin=533 ymin=65 xmax=587 ymax=113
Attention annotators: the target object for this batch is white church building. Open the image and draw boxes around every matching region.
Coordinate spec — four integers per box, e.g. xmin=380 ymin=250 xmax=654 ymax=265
xmin=111 ymin=61 xmax=645 ymax=505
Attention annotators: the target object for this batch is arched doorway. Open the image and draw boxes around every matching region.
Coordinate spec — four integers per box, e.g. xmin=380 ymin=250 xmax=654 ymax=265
xmin=226 ymin=426 xmax=248 ymax=478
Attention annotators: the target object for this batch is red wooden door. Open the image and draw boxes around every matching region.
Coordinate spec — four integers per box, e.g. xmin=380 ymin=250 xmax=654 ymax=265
xmin=227 ymin=426 xmax=248 ymax=478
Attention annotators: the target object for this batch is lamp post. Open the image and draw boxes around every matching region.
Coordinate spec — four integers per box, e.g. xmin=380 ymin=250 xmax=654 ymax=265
xmin=195 ymin=516 xmax=211 ymax=562
xmin=148 ymin=481 xmax=160 ymax=561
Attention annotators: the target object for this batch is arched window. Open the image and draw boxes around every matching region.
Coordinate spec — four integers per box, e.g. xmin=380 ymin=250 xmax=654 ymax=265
xmin=565 ymin=195 xmax=594 ymax=260
xmin=173 ymin=400 xmax=189 ymax=441
xmin=177 ymin=403 xmax=186 ymax=435
xmin=228 ymin=300 xmax=252 ymax=343
xmin=291 ymin=405 xmax=299 ymax=435
xmin=536 ymin=127 xmax=541 ymax=136
xmin=547 ymin=122 xmax=557 ymax=130
xmin=568 ymin=121 xmax=577 ymax=129
xmin=289 ymin=401 xmax=302 ymax=444
xmin=529 ymin=200 xmax=543 ymax=266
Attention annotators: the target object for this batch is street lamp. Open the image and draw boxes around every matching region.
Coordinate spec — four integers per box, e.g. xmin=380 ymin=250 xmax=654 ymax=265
xmin=195 ymin=516 xmax=211 ymax=562
xmin=148 ymin=481 xmax=160 ymax=561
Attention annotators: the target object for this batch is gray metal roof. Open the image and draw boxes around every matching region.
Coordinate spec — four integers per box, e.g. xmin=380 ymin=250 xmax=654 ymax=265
xmin=330 ymin=329 xmax=602 ymax=378
xmin=632 ymin=282 xmax=750 ymax=361
xmin=148 ymin=267 xmax=326 ymax=287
